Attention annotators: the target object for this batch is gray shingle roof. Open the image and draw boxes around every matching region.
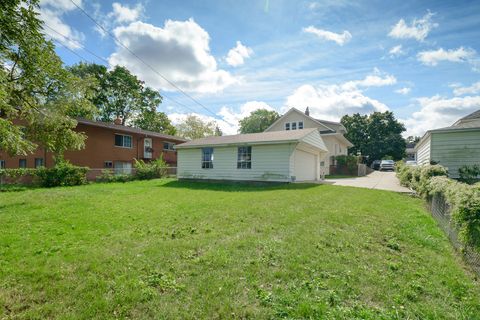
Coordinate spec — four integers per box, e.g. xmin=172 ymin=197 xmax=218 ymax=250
xmin=175 ymin=128 xmax=318 ymax=148
xmin=76 ymin=118 xmax=187 ymax=142
xmin=459 ymin=109 xmax=480 ymax=121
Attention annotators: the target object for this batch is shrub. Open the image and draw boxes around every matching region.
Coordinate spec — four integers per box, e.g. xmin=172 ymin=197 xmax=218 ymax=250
xmin=429 ymin=176 xmax=480 ymax=249
xmin=35 ymin=162 xmax=88 ymax=187
xmin=134 ymin=157 xmax=169 ymax=180
xmin=396 ymin=163 xmax=447 ymax=196
xmin=96 ymin=169 xmax=132 ymax=183
xmin=0 ymin=168 xmax=36 ymax=184
xmin=458 ymin=164 xmax=480 ymax=185
xmin=334 ymin=155 xmax=358 ymax=174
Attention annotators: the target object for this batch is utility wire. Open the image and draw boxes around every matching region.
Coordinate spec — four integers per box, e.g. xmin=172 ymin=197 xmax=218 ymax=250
xmin=68 ymin=0 xmax=220 ymax=119
xmin=44 ymin=23 xmax=203 ymax=115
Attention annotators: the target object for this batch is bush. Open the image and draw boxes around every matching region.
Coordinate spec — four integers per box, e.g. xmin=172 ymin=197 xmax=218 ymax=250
xmin=35 ymin=162 xmax=88 ymax=187
xmin=0 ymin=168 xmax=36 ymax=184
xmin=396 ymin=162 xmax=447 ymax=196
xmin=134 ymin=157 xmax=169 ymax=180
xmin=96 ymin=169 xmax=132 ymax=183
xmin=458 ymin=164 xmax=480 ymax=185
xmin=334 ymin=155 xmax=358 ymax=174
xmin=429 ymin=176 xmax=480 ymax=249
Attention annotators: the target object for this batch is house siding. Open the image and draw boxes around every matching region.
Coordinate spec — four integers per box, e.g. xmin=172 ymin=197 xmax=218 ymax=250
xmin=177 ymin=143 xmax=296 ymax=182
xmin=416 ymin=136 xmax=431 ymax=165
xmin=431 ymin=130 xmax=480 ymax=178
xmin=266 ymin=110 xmax=331 ymax=132
xmin=320 ymin=135 xmax=348 ymax=175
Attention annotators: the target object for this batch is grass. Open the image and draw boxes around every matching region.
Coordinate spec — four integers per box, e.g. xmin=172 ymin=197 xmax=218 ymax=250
xmin=1 ymin=179 xmax=479 ymax=319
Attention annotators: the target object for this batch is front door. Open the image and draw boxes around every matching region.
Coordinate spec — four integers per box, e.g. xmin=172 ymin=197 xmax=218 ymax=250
xmin=144 ymin=138 xmax=152 ymax=159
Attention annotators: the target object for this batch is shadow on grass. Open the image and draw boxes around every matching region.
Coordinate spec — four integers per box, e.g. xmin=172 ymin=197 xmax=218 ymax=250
xmin=159 ymin=180 xmax=321 ymax=192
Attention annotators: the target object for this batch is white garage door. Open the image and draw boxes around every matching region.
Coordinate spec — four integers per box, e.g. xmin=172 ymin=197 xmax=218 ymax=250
xmin=294 ymin=149 xmax=316 ymax=181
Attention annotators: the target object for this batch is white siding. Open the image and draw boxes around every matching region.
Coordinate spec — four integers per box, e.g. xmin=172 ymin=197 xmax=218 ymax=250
xmin=431 ymin=130 xmax=480 ymax=178
xmin=319 ymin=135 xmax=349 ymax=175
xmin=266 ymin=109 xmax=330 ymax=132
xmin=177 ymin=143 xmax=296 ymax=182
xmin=416 ymin=136 xmax=431 ymax=165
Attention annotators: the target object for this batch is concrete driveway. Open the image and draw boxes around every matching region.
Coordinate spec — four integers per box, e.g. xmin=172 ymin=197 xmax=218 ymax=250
xmin=323 ymin=171 xmax=411 ymax=193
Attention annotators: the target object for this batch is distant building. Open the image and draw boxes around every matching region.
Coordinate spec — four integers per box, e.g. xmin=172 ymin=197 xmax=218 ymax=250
xmin=405 ymin=142 xmax=416 ymax=161
xmin=415 ymin=110 xmax=480 ymax=178
xmin=0 ymin=118 xmax=186 ymax=178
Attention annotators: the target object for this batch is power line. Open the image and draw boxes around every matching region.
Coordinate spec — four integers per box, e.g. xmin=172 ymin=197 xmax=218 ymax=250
xmin=68 ymin=0 xmax=220 ymax=119
xmin=44 ymin=23 xmax=203 ymax=116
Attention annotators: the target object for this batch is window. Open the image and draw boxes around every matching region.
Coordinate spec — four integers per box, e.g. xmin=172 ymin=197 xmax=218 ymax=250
xmin=0 ymin=160 xmax=5 ymax=169
xmin=34 ymin=158 xmax=44 ymax=168
xmin=163 ymin=142 xmax=175 ymax=151
xmin=19 ymin=159 xmax=27 ymax=168
xmin=291 ymin=122 xmax=297 ymax=130
xmin=114 ymin=161 xmax=132 ymax=174
xmin=201 ymin=147 xmax=214 ymax=169
xmin=104 ymin=161 xmax=113 ymax=168
xmin=114 ymin=134 xmax=132 ymax=148
xmin=237 ymin=146 xmax=252 ymax=169
xmin=285 ymin=122 xmax=290 ymax=130
xmin=298 ymin=121 xmax=304 ymax=129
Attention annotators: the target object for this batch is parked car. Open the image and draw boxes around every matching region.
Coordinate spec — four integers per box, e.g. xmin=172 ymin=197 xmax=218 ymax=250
xmin=405 ymin=160 xmax=417 ymax=166
xmin=379 ymin=160 xmax=395 ymax=171
xmin=371 ymin=160 xmax=381 ymax=170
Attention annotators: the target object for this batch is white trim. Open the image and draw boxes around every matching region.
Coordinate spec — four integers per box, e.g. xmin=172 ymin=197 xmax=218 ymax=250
xmin=264 ymin=108 xmax=334 ymax=132
xmin=114 ymin=133 xmax=133 ymax=149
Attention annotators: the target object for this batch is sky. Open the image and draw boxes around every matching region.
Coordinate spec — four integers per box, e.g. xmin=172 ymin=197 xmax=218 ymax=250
xmin=38 ymin=0 xmax=480 ymax=136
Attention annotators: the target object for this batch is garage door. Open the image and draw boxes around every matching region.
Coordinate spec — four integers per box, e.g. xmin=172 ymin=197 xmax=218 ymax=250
xmin=294 ymin=149 xmax=316 ymax=181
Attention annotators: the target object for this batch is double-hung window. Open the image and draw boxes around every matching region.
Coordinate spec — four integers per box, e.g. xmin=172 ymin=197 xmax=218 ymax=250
xmin=19 ymin=159 xmax=27 ymax=168
xmin=0 ymin=160 xmax=5 ymax=169
xmin=237 ymin=146 xmax=252 ymax=169
xmin=285 ymin=123 xmax=290 ymax=130
xmin=34 ymin=158 xmax=44 ymax=168
xmin=163 ymin=142 xmax=175 ymax=151
xmin=291 ymin=122 xmax=297 ymax=130
xmin=114 ymin=134 xmax=132 ymax=148
xmin=298 ymin=121 xmax=304 ymax=129
xmin=201 ymin=147 xmax=214 ymax=169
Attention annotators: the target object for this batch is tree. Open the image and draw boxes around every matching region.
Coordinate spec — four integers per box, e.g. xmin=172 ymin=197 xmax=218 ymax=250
xmin=406 ymin=135 xmax=421 ymax=144
xmin=176 ymin=115 xmax=220 ymax=140
xmin=133 ymin=109 xmax=176 ymax=136
xmin=70 ymin=63 xmax=165 ymax=127
xmin=0 ymin=0 xmax=96 ymax=159
xmin=341 ymin=111 xmax=406 ymax=163
xmin=239 ymin=109 xmax=280 ymax=133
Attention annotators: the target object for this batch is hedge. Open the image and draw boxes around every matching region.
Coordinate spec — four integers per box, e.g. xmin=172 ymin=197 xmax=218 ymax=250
xmin=396 ymin=161 xmax=480 ymax=249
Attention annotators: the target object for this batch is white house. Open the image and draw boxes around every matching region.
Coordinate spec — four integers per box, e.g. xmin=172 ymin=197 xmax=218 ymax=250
xmin=415 ymin=110 xmax=480 ymax=178
xmin=175 ymin=128 xmax=328 ymax=182
xmin=264 ymin=107 xmax=353 ymax=175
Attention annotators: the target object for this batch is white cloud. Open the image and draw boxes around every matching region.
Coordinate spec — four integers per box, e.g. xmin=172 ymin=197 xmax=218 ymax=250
xmin=403 ymin=95 xmax=480 ymax=136
xmin=284 ymin=70 xmax=395 ymax=121
xmin=226 ymin=41 xmax=253 ymax=67
xmin=108 ymin=19 xmax=237 ymax=93
xmin=395 ymin=87 xmax=411 ymax=95
xmin=303 ymin=26 xmax=352 ymax=45
xmin=110 ymin=2 xmax=143 ymax=23
xmin=417 ymin=47 xmax=477 ymax=66
xmin=389 ymin=45 xmax=404 ymax=57
xmin=38 ymin=0 xmax=84 ymax=49
xmin=453 ymin=82 xmax=480 ymax=96
xmin=388 ymin=11 xmax=437 ymax=41
xmin=169 ymin=101 xmax=274 ymax=135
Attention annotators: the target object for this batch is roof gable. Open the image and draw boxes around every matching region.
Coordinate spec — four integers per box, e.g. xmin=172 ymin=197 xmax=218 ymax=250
xmin=264 ymin=108 xmax=334 ymax=132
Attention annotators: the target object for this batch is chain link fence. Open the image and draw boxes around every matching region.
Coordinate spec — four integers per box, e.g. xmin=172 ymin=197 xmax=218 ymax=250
xmin=429 ymin=193 xmax=480 ymax=276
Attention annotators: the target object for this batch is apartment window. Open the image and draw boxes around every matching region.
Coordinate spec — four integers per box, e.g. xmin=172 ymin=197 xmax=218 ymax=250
xmin=34 ymin=158 xmax=44 ymax=168
xmin=163 ymin=142 xmax=175 ymax=151
xmin=104 ymin=161 xmax=113 ymax=168
xmin=114 ymin=134 xmax=132 ymax=148
xmin=0 ymin=160 xmax=5 ymax=169
xmin=291 ymin=122 xmax=297 ymax=130
xmin=298 ymin=121 xmax=304 ymax=129
xmin=237 ymin=146 xmax=252 ymax=169
xmin=201 ymin=147 xmax=214 ymax=169
xmin=285 ymin=122 xmax=290 ymax=131
xmin=19 ymin=159 xmax=27 ymax=168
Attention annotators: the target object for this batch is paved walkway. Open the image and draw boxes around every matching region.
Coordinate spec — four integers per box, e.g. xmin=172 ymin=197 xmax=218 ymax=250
xmin=323 ymin=171 xmax=411 ymax=193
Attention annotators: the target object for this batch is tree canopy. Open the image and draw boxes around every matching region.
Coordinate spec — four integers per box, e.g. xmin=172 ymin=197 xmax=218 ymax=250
xmin=0 ymin=0 xmax=96 ymax=158
xmin=239 ymin=109 xmax=280 ymax=133
xmin=176 ymin=115 xmax=221 ymax=140
xmin=341 ymin=111 xmax=406 ymax=162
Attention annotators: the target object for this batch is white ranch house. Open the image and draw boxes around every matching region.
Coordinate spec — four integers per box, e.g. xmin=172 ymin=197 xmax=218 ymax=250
xmin=175 ymin=108 xmax=353 ymax=182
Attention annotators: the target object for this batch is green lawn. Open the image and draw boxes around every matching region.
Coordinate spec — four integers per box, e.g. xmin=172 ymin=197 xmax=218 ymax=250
xmin=1 ymin=180 xmax=479 ymax=319
xmin=325 ymin=175 xmax=358 ymax=179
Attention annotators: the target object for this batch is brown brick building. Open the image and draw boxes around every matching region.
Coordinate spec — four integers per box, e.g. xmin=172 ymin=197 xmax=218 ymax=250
xmin=0 ymin=118 xmax=186 ymax=176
